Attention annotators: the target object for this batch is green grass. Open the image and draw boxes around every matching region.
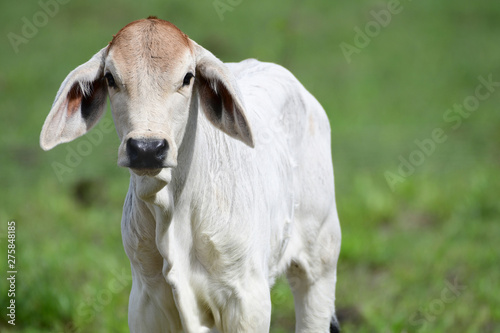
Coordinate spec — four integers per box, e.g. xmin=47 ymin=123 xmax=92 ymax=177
xmin=1 ymin=0 xmax=499 ymax=332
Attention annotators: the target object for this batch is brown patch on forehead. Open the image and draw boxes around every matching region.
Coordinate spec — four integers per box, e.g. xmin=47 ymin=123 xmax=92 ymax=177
xmin=109 ymin=17 xmax=191 ymax=72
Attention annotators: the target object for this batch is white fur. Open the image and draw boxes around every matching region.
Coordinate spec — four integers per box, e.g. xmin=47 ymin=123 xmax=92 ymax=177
xmin=40 ymin=20 xmax=341 ymax=333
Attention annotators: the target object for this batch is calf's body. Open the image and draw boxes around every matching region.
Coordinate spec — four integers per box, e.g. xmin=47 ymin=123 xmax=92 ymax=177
xmin=40 ymin=17 xmax=341 ymax=333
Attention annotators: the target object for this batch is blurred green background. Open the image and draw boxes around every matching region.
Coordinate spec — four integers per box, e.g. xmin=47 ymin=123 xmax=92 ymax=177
xmin=1 ymin=0 xmax=499 ymax=332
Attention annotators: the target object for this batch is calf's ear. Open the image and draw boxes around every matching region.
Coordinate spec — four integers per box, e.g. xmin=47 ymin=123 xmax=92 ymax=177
xmin=192 ymin=41 xmax=254 ymax=148
xmin=40 ymin=47 xmax=109 ymax=151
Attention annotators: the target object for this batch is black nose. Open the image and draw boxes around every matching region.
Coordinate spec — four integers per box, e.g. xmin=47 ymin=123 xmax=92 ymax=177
xmin=126 ymin=138 xmax=168 ymax=169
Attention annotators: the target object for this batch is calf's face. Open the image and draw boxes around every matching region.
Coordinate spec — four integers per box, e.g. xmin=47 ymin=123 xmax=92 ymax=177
xmin=106 ymin=20 xmax=195 ymax=172
xmin=40 ymin=17 xmax=254 ymax=177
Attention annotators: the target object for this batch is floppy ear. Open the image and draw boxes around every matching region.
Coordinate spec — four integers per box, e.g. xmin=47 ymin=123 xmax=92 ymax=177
xmin=193 ymin=42 xmax=254 ymax=148
xmin=40 ymin=47 xmax=109 ymax=151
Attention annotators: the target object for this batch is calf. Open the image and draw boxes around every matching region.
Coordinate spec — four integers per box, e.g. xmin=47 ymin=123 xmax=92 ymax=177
xmin=40 ymin=17 xmax=341 ymax=333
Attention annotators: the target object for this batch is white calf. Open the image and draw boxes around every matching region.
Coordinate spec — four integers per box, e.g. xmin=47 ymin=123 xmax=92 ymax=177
xmin=40 ymin=17 xmax=341 ymax=333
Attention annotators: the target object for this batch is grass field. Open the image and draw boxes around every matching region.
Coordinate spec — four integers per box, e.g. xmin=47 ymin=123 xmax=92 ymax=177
xmin=1 ymin=0 xmax=499 ymax=332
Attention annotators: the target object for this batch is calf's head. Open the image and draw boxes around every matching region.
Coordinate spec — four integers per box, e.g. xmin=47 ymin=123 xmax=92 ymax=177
xmin=40 ymin=17 xmax=254 ymax=176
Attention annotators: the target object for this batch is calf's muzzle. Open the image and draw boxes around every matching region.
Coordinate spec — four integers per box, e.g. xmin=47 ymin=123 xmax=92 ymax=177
xmin=126 ymin=138 xmax=169 ymax=169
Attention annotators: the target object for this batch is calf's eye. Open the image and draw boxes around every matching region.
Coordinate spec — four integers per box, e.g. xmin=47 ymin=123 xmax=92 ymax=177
xmin=183 ymin=72 xmax=194 ymax=87
xmin=104 ymin=72 xmax=116 ymax=88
